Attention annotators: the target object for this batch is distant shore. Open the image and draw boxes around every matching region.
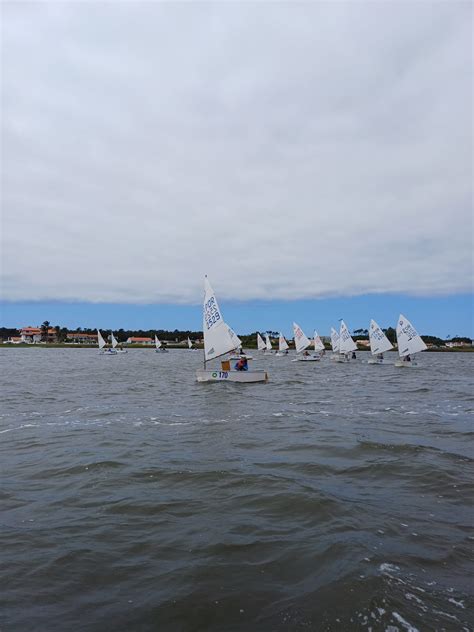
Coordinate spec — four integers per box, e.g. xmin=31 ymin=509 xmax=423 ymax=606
xmin=1 ymin=343 xmax=472 ymax=352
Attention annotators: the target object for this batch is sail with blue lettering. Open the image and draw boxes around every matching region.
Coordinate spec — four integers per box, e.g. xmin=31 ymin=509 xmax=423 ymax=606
xmin=396 ymin=314 xmax=427 ymax=357
xmin=369 ymin=319 xmax=392 ymax=355
xmin=330 ymin=327 xmax=340 ymax=353
xmin=202 ymin=276 xmax=242 ymax=361
xmin=339 ymin=321 xmax=357 ymax=353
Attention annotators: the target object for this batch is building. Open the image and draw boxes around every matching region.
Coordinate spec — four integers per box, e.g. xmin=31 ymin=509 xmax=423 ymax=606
xmin=20 ymin=326 xmax=57 ymax=343
xmin=3 ymin=337 xmax=23 ymax=344
xmin=126 ymin=337 xmax=154 ymax=345
xmin=66 ymin=332 xmax=98 ymax=344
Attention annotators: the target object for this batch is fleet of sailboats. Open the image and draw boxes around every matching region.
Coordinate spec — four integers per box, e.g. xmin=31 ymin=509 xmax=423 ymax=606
xmin=96 ymin=289 xmax=430 ymax=374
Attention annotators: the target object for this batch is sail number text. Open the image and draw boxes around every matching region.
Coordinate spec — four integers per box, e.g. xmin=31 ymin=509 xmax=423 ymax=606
xmin=204 ymin=297 xmax=221 ymax=329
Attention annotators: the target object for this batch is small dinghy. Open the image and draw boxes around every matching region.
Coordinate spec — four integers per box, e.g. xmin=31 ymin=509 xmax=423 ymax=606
xmin=335 ymin=320 xmax=358 ymax=363
xmin=257 ymin=333 xmax=267 ymax=353
xmin=155 ymin=335 xmax=169 ymax=353
xmin=275 ymin=333 xmax=290 ymax=356
xmin=196 ymin=277 xmax=268 ymax=383
xmin=98 ymin=329 xmax=117 ymax=355
xmin=292 ymin=322 xmax=320 ymax=361
xmin=329 ymin=327 xmax=341 ymax=361
xmin=367 ymin=319 xmax=392 ymax=364
xmin=394 ymin=314 xmax=427 ymax=367
xmin=111 ymin=333 xmax=128 ymax=353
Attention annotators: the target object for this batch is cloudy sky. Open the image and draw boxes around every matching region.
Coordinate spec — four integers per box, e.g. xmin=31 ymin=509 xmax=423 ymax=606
xmin=1 ymin=1 xmax=472 ymax=312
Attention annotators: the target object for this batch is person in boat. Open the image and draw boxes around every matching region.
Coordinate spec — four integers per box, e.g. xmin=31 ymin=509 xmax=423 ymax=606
xmin=377 ymin=353 xmax=383 ymax=361
xmin=404 ymin=355 xmax=411 ymax=362
xmin=235 ymin=357 xmax=248 ymax=371
xmin=303 ymin=350 xmax=310 ymax=356
xmin=352 ymin=351 xmax=357 ymax=359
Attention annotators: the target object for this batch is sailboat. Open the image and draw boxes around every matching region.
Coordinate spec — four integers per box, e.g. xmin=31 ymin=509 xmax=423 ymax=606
xmin=195 ymin=277 xmax=268 ymax=383
xmin=111 ymin=331 xmax=127 ymax=353
xmin=330 ymin=327 xmax=340 ymax=360
xmin=313 ymin=331 xmax=325 ymax=357
xmin=155 ymin=334 xmax=168 ymax=353
xmin=337 ymin=320 xmax=358 ymax=362
xmin=292 ymin=322 xmax=320 ymax=361
xmin=275 ymin=332 xmax=290 ymax=356
xmin=98 ymin=329 xmax=117 ymax=355
xmin=257 ymin=333 xmax=266 ymax=353
xmin=264 ymin=333 xmax=273 ymax=353
xmin=394 ymin=314 xmax=427 ymax=367
xmin=187 ymin=336 xmax=199 ymax=351
xmin=368 ymin=319 xmax=392 ymax=364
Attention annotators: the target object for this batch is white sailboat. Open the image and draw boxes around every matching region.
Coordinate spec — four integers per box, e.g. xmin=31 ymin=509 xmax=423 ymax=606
xmin=111 ymin=331 xmax=127 ymax=353
xmin=257 ymin=333 xmax=266 ymax=352
xmin=313 ymin=331 xmax=325 ymax=354
xmin=98 ymin=329 xmax=116 ymax=355
xmin=195 ymin=277 xmax=268 ymax=383
xmin=337 ymin=320 xmax=358 ymax=362
xmin=330 ymin=327 xmax=340 ymax=360
xmin=395 ymin=314 xmax=427 ymax=367
xmin=264 ymin=333 xmax=273 ymax=353
xmin=292 ymin=322 xmax=320 ymax=361
xmin=368 ymin=319 xmax=392 ymax=364
xmin=155 ymin=334 xmax=168 ymax=353
xmin=275 ymin=332 xmax=290 ymax=356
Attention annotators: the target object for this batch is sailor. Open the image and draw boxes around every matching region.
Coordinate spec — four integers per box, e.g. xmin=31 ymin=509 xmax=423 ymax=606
xmin=235 ymin=357 xmax=248 ymax=371
xmin=352 ymin=351 xmax=357 ymax=359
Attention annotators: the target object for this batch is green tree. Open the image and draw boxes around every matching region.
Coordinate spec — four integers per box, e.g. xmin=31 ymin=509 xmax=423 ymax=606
xmin=41 ymin=321 xmax=50 ymax=342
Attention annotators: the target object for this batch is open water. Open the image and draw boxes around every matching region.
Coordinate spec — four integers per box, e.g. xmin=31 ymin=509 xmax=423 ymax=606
xmin=1 ymin=349 xmax=473 ymax=631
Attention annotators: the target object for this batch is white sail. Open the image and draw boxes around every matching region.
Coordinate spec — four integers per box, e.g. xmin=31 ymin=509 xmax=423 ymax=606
xmin=97 ymin=329 xmax=106 ymax=350
xmin=330 ymin=327 xmax=340 ymax=352
xmin=279 ymin=333 xmax=289 ymax=352
xmin=187 ymin=337 xmax=193 ymax=349
xmin=257 ymin=333 xmax=266 ymax=351
xmin=155 ymin=335 xmax=162 ymax=349
xmin=202 ymin=276 xmax=242 ymax=362
xmin=293 ymin=322 xmax=311 ymax=353
xmin=264 ymin=333 xmax=272 ymax=351
xmin=339 ymin=321 xmax=357 ymax=353
xmin=313 ymin=331 xmax=325 ymax=352
xmin=369 ymin=319 xmax=393 ymax=355
xmin=111 ymin=332 xmax=118 ymax=348
xmin=396 ymin=314 xmax=427 ymax=357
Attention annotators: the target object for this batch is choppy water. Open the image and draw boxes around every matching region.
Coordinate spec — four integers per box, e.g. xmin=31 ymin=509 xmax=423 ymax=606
xmin=1 ymin=349 xmax=473 ymax=631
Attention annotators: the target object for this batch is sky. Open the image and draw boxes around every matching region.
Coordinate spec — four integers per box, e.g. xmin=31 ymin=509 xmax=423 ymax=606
xmin=1 ymin=1 xmax=472 ymax=335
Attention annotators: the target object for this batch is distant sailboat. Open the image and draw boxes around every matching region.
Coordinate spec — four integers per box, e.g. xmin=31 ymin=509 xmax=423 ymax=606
xmin=195 ymin=277 xmax=268 ymax=383
xmin=313 ymin=331 xmax=325 ymax=357
xmin=264 ymin=333 xmax=272 ymax=353
xmin=337 ymin=320 xmax=358 ymax=362
xmin=98 ymin=329 xmax=116 ymax=355
xmin=257 ymin=333 xmax=266 ymax=352
xmin=368 ymin=319 xmax=392 ymax=364
xmin=330 ymin=327 xmax=340 ymax=360
xmin=111 ymin=331 xmax=127 ymax=353
xmin=292 ymin=322 xmax=320 ymax=361
xmin=155 ymin=334 xmax=168 ymax=353
xmin=275 ymin=332 xmax=289 ymax=356
xmin=395 ymin=314 xmax=427 ymax=367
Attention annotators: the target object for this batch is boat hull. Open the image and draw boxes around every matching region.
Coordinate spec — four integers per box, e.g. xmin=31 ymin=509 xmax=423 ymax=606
xmin=99 ymin=349 xmax=117 ymax=355
xmin=292 ymin=355 xmax=320 ymax=362
xmin=196 ymin=369 xmax=268 ymax=383
xmin=229 ymin=355 xmax=254 ymax=360
xmin=367 ymin=357 xmax=388 ymax=365
xmin=394 ymin=359 xmax=418 ymax=368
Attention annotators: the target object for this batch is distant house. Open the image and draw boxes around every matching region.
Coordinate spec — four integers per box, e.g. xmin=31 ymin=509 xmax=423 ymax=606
xmin=126 ymin=337 xmax=154 ymax=345
xmin=356 ymin=340 xmax=371 ymax=348
xmin=445 ymin=341 xmax=472 ymax=348
xmin=66 ymin=332 xmax=98 ymax=344
xmin=20 ymin=326 xmax=57 ymax=343
xmin=4 ymin=336 xmax=23 ymax=344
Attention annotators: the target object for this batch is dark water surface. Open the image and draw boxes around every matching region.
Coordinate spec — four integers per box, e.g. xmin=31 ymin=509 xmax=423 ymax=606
xmin=1 ymin=349 xmax=473 ymax=631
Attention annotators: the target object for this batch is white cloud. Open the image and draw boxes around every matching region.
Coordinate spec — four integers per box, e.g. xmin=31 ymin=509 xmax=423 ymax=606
xmin=1 ymin=1 xmax=472 ymax=303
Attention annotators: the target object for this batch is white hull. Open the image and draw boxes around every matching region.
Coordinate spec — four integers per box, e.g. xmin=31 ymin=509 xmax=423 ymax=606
xmin=116 ymin=349 xmax=128 ymax=354
xmin=292 ymin=355 xmax=321 ymax=362
xmin=275 ymin=352 xmax=289 ymax=357
xmin=99 ymin=349 xmax=117 ymax=355
xmin=229 ymin=354 xmax=253 ymax=360
xmin=394 ymin=359 xmax=419 ymax=368
xmin=367 ymin=357 xmax=388 ymax=365
xmin=196 ymin=369 xmax=268 ymax=383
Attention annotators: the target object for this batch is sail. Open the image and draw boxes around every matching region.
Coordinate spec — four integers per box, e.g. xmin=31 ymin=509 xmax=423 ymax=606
xmin=396 ymin=314 xmax=427 ymax=357
xmin=111 ymin=332 xmax=118 ymax=348
xmin=187 ymin=337 xmax=193 ymax=349
xmin=293 ymin=322 xmax=311 ymax=353
xmin=202 ymin=276 xmax=242 ymax=361
xmin=339 ymin=321 xmax=357 ymax=353
xmin=97 ymin=329 xmax=106 ymax=349
xmin=313 ymin=331 xmax=325 ymax=352
xmin=155 ymin=335 xmax=161 ymax=349
xmin=330 ymin=328 xmax=340 ymax=352
xmin=257 ymin=333 xmax=266 ymax=351
xmin=279 ymin=333 xmax=289 ymax=352
xmin=264 ymin=333 xmax=272 ymax=351
xmin=369 ymin=319 xmax=393 ymax=355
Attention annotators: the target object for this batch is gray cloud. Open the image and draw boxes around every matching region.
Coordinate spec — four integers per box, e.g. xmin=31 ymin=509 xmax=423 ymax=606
xmin=1 ymin=1 xmax=472 ymax=303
